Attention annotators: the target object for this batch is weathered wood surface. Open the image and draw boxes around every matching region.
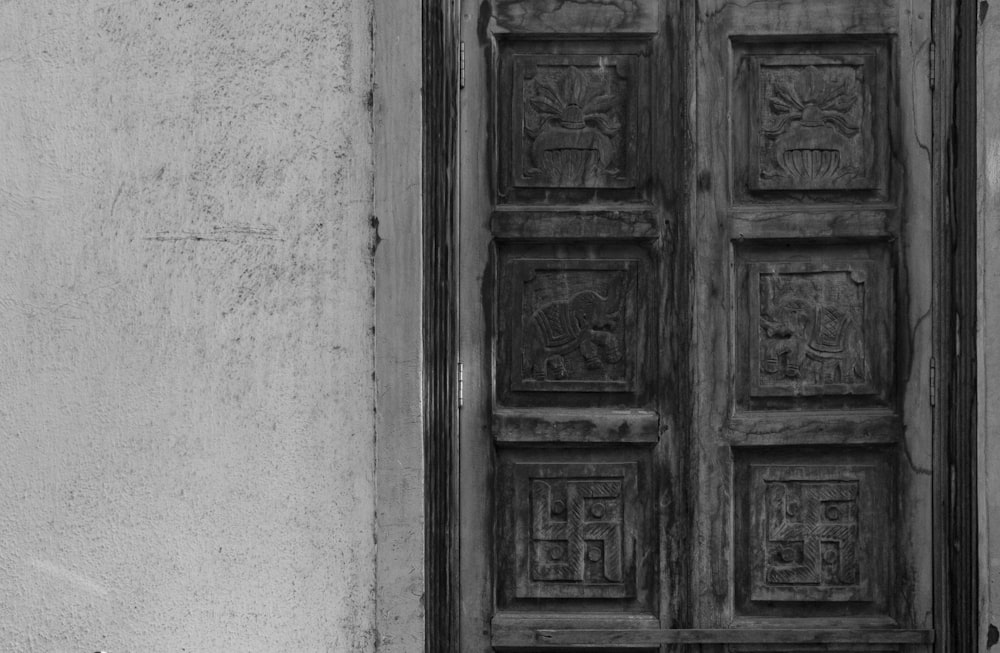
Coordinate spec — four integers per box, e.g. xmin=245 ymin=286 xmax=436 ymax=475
xmin=373 ymin=1 xmax=425 ymax=651
xmin=492 ymin=209 xmax=661 ymax=240
xmin=493 ymin=408 xmax=660 ymax=443
xmin=492 ymin=0 xmax=659 ymax=33
xmin=518 ymin=628 xmax=932 ymax=646
xmin=724 ymin=410 xmax=897 ymax=446
xmin=729 ymin=209 xmax=892 ymax=241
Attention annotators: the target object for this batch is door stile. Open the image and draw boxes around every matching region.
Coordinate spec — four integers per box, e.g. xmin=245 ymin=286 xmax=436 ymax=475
xmin=692 ymin=0 xmax=935 ymax=643
xmin=457 ymin=1 xmax=496 ymax=649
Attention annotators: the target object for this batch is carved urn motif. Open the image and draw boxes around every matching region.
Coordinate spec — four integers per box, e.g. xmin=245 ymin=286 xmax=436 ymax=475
xmin=524 ymin=65 xmax=622 ymax=187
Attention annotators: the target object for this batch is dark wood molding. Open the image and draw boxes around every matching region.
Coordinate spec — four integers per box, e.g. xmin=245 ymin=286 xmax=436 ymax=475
xmin=423 ymin=0 xmax=459 ymax=651
xmin=946 ymin=0 xmax=979 ymax=649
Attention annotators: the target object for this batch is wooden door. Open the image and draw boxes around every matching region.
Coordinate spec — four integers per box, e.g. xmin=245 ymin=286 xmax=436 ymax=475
xmin=458 ymin=1 xmax=936 ymax=650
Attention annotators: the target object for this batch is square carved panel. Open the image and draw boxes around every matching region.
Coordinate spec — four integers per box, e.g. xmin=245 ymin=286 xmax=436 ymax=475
xmin=510 ymin=461 xmax=639 ymax=600
xmin=734 ymin=40 xmax=888 ymax=198
xmin=736 ymin=244 xmax=893 ymax=410
xmin=499 ymin=41 xmax=650 ymax=202
xmin=734 ymin=448 xmax=892 ymax=616
xmin=498 ymin=244 xmax=653 ymax=408
xmin=750 ymin=465 xmax=871 ymax=602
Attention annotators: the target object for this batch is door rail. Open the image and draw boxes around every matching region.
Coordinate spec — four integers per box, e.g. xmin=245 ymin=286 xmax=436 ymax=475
xmin=494 ymin=628 xmax=934 ymax=647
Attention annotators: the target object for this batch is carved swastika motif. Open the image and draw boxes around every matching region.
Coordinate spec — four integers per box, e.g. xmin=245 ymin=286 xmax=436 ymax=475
xmin=762 ymin=480 xmax=859 ymax=587
xmin=530 ymin=477 xmax=625 ymax=584
xmin=511 ymin=461 xmax=638 ymax=599
xmin=750 ymin=464 xmax=875 ymax=603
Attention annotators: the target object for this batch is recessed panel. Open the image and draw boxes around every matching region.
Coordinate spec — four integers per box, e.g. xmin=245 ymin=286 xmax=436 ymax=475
xmin=518 ymin=462 xmax=635 ymax=598
xmin=736 ymin=243 xmax=893 ymax=411
xmin=499 ymin=40 xmax=650 ymax=202
xmin=751 ymin=465 xmax=870 ymax=602
xmin=734 ymin=448 xmax=892 ymax=618
xmin=733 ymin=40 xmax=889 ymax=200
xmin=497 ymin=449 xmax=655 ymax=612
xmin=498 ymin=244 xmax=653 ymax=408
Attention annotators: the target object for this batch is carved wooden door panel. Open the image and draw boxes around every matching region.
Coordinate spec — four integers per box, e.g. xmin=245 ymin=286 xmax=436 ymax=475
xmin=458 ymin=1 xmax=935 ymax=651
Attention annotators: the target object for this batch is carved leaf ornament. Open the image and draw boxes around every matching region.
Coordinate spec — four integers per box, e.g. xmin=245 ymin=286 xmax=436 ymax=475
xmin=763 ymin=65 xmax=860 ymax=138
xmin=757 ymin=63 xmax=867 ymax=187
xmin=524 ymin=65 xmax=622 ymax=185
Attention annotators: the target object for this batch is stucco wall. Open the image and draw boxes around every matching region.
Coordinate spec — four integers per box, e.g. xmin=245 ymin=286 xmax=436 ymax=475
xmin=0 ymin=1 xmax=376 ymax=651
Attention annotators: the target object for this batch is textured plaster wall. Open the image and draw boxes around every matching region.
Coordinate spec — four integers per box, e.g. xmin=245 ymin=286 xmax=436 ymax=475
xmin=0 ymin=1 xmax=376 ymax=651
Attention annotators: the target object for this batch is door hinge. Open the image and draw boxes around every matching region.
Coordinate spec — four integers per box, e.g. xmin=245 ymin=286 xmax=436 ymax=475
xmin=929 ymin=41 xmax=936 ymax=90
xmin=929 ymin=357 xmax=936 ymax=407
xmin=458 ymin=361 xmax=464 ymax=408
xmin=460 ymin=40 xmax=466 ymax=89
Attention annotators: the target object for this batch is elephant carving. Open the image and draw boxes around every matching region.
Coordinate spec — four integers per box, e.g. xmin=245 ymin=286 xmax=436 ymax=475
xmin=758 ymin=274 xmax=867 ymax=387
xmin=523 ymin=283 xmax=624 ymax=381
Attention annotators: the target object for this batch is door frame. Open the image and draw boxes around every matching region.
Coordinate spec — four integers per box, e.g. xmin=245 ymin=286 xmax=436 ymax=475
xmin=409 ymin=1 xmax=979 ymax=650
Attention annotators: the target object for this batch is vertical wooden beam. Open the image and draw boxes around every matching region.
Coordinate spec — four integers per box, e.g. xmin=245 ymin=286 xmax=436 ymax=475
xmin=950 ymin=0 xmax=979 ymax=650
xmin=423 ymin=0 xmax=459 ymax=650
xmin=375 ymin=1 xmax=425 ymax=651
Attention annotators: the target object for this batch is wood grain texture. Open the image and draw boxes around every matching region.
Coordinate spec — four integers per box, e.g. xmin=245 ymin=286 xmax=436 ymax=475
xmin=492 ymin=208 xmax=661 ymax=240
xmin=723 ymin=411 xmax=898 ymax=446
xmin=492 ymin=0 xmax=659 ymax=33
xmin=422 ymin=1 xmax=459 ymax=651
xmin=729 ymin=209 xmax=892 ymax=240
xmin=493 ymin=408 xmax=659 ymax=443
xmin=523 ymin=627 xmax=931 ymax=645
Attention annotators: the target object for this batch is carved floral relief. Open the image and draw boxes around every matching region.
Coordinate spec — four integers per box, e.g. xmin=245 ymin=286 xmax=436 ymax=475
xmin=520 ymin=63 xmax=629 ymax=188
xmin=756 ymin=63 xmax=869 ymax=190
xmin=739 ymin=45 xmax=888 ymax=195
